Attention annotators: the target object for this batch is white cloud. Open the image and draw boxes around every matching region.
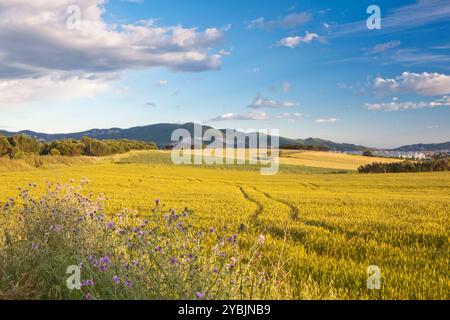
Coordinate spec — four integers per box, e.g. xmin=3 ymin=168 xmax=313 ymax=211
xmin=247 ymin=12 xmax=310 ymax=30
xmin=279 ymin=32 xmax=319 ymax=48
xmin=156 ymin=80 xmax=169 ymax=87
xmin=208 ymin=111 xmax=268 ymax=122
xmin=373 ymin=72 xmax=450 ymax=96
xmin=366 ymin=41 xmax=401 ymax=54
xmin=0 ymin=0 xmax=226 ymax=105
xmin=218 ymin=49 xmax=232 ymax=56
xmin=364 ymin=96 xmax=450 ymax=111
xmin=276 ymin=112 xmax=303 ymax=123
xmin=248 ymin=93 xmax=300 ymax=109
xmin=332 ymin=0 xmax=450 ymax=37
xmin=0 ymin=72 xmax=109 ymax=105
xmin=315 ymin=118 xmax=339 ymax=123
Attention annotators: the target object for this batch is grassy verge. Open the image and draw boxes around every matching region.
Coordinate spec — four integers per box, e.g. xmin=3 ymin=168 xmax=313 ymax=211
xmin=0 ymin=155 xmax=99 ymax=172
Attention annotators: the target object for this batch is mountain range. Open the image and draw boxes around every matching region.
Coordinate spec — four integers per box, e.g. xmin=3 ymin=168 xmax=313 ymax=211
xmin=1 ymin=123 xmax=448 ymax=152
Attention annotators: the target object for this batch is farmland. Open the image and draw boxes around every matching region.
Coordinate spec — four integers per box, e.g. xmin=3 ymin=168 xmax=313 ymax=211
xmin=0 ymin=150 xmax=449 ymax=299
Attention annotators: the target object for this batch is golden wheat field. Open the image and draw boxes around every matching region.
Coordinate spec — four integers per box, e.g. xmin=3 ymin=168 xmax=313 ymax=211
xmin=278 ymin=150 xmax=403 ymax=170
xmin=0 ymin=150 xmax=448 ymax=300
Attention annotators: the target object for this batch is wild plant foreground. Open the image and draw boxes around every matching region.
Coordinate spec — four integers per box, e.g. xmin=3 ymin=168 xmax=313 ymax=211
xmin=0 ymin=151 xmax=448 ymax=300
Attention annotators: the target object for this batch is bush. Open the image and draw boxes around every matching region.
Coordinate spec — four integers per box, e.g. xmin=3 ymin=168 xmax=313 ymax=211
xmin=0 ymin=136 xmax=11 ymax=157
xmin=358 ymin=158 xmax=449 ymax=173
xmin=0 ymin=134 xmax=158 ymax=159
xmin=362 ymin=151 xmax=374 ymax=157
xmin=280 ymin=144 xmax=330 ymax=151
xmin=0 ymin=181 xmax=286 ymax=299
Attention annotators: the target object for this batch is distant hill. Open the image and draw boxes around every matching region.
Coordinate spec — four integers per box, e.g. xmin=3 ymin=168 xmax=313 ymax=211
xmin=0 ymin=123 xmax=369 ymax=151
xmin=295 ymin=138 xmax=369 ymax=152
xmin=2 ymin=123 xmax=446 ymax=152
xmin=393 ymin=142 xmax=450 ymax=152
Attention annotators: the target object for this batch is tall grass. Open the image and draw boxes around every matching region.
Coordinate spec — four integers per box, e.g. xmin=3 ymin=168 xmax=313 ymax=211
xmin=0 ymin=155 xmax=98 ymax=172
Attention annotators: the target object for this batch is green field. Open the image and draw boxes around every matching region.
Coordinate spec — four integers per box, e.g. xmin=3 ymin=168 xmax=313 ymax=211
xmin=0 ymin=151 xmax=449 ymax=299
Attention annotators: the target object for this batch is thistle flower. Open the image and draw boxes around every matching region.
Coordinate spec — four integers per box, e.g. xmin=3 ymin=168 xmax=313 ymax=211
xmin=99 ymin=256 xmax=111 ymax=264
xmin=84 ymin=279 xmax=94 ymax=286
xmin=169 ymin=256 xmax=178 ymax=265
xmin=257 ymin=234 xmax=265 ymax=245
xmin=195 ymin=292 xmax=206 ymax=299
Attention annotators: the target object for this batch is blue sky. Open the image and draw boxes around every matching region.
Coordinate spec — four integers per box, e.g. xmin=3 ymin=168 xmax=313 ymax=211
xmin=0 ymin=0 xmax=449 ymax=148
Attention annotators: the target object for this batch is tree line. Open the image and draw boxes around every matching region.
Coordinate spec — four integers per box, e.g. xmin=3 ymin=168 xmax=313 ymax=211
xmin=280 ymin=144 xmax=330 ymax=151
xmin=358 ymin=158 xmax=449 ymax=173
xmin=0 ymin=134 xmax=157 ymax=159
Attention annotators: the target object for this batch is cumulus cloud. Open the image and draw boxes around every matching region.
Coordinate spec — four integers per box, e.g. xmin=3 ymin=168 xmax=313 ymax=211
xmin=208 ymin=111 xmax=268 ymax=122
xmin=373 ymin=72 xmax=450 ymax=96
xmin=0 ymin=0 xmax=226 ymax=105
xmin=278 ymin=32 xmax=320 ymax=48
xmin=0 ymin=72 xmax=109 ymax=105
xmin=315 ymin=118 xmax=339 ymax=123
xmin=248 ymin=93 xmax=300 ymax=109
xmin=364 ymin=96 xmax=450 ymax=111
xmin=247 ymin=12 xmax=310 ymax=30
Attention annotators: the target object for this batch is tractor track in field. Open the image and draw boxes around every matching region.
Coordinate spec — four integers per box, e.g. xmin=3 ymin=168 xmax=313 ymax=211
xmin=235 ymin=185 xmax=264 ymax=222
xmin=251 ymin=187 xmax=299 ymax=221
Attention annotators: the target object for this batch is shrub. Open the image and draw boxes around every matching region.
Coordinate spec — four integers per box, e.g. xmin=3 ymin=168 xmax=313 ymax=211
xmin=358 ymin=158 xmax=449 ymax=173
xmin=0 ymin=136 xmax=11 ymax=157
xmin=0 ymin=181 xmax=286 ymax=300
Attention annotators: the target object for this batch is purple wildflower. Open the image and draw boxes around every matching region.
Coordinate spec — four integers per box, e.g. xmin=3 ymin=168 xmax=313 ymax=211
xmin=113 ymin=276 xmax=120 ymax=284
xmin=85 ymin=293 xmax=92 ymax=300
xmin=155 ymin=246 xmax=162 ymax=252
xmin=99 ymin=256 xmax=111 ymax=264
xmin=213 ymin=267 xmax=219 ymax=274
xmin=169 ymin=256 xmax=178 ymax=265
xmin=124 ymin=280 xmax=132 ymax=288
xmin=31 ymin=243 xmax=39 ymax=250
xmin=195 ymin=292 xmax=206 ymax=299
xmin=155 ymin=198 xmax=160 ymax=206
xmin=209 ymin=227 xmax=215 ymax=233
xmin=106 ymin=221 xmax=115 ymax=229
xmin=84 ymin=279 xmax=94 ymax=286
